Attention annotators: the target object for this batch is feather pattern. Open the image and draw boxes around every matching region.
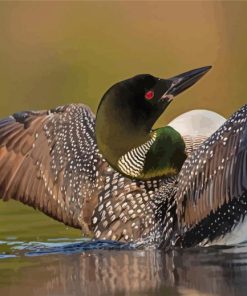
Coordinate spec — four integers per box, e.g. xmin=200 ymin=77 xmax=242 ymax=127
xmin=0 ymin=104 xmax=177 ymax=244
xmin=117 ymin=133 xmax=157 ymax=177
xmin=176 ymin=104 xmax=247 ymax=246
xmin=0 ymin=105 xmax=103 ymax=234
xmin=2 ymin=102 xmax=246 ymax=248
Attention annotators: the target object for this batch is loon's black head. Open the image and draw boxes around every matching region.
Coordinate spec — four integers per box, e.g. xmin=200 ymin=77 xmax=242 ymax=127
xmin=96 ymin=66 xmax=211 ymax=178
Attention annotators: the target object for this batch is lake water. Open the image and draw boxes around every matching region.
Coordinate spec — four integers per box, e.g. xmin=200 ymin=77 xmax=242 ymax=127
xmin=1 ymin=202 xmax=247 ymax=296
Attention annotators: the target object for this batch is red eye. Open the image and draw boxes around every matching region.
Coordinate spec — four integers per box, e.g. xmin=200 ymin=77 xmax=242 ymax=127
xmin=145 ymin=90 xmax=154 ymax=100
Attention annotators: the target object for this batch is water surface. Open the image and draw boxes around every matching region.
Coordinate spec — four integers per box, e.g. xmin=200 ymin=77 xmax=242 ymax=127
xmin=1 ymin=240 xmax=247 ymax=296
xmin=1 ymin=202 xmax=247 ymax=296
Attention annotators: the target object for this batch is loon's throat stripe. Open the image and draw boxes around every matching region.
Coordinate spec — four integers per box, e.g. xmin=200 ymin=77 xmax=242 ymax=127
xmin=118 ymin=132 xmax=157 ymax=177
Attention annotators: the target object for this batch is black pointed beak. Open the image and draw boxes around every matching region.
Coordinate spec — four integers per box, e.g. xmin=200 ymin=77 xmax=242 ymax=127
xmin=161 ymin=66 xmax=212 ymax=101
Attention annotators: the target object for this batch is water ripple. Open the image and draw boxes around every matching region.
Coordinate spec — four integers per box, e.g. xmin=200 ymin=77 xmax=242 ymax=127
xmin=0 ymin=239 xmax=135 ymax=258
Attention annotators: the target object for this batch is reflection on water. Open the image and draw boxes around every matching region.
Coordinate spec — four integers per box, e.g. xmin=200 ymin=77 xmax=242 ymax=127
xmin=1 ymin=241 xmax=247 ymax=296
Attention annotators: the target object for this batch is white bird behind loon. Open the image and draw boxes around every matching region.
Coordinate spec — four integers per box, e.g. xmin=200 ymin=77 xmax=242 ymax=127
xmin=0 ymin=65 xmax=247 ymax=249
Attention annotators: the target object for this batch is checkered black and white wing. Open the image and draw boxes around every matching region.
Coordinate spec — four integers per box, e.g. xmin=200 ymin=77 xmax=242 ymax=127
xmin=175 ymin=104 xmax=247 ymax=246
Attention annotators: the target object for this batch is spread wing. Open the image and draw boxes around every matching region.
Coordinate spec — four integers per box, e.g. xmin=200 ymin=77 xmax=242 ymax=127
xmin=176 ymin=104 xmax=247 ymax=245
xmin=0 ymin=104 xmax=107 ymax=235
xmin=0 ymin=103 xmax=172 ymax=243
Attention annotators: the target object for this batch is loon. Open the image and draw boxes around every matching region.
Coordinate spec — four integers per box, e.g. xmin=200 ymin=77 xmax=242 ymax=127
xmin=0 ymin=66 xmax=247 ymax=249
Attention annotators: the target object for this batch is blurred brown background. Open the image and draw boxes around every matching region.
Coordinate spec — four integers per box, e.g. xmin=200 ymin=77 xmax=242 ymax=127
xmin=1 ymin=2 xmax=247 ymax=121
xmin=0 ymin=1 xmax=247 ymax=240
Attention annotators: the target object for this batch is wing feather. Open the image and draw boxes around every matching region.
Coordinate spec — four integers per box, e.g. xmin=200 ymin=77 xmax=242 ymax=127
xmin=0 ymin=104 xmax=104 ymax=232
xmin=0 ymin=103 xmax=185 ymax=244
xmin=176 ymin=104 xmax=247 ymax=233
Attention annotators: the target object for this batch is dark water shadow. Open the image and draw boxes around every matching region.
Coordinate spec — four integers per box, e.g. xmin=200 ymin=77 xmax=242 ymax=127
xmin=0 ymin=239 xmax=134 ymax=257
